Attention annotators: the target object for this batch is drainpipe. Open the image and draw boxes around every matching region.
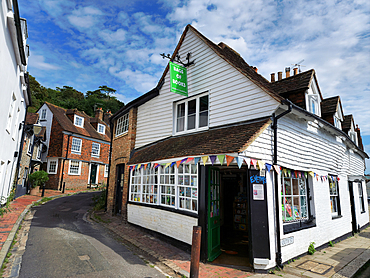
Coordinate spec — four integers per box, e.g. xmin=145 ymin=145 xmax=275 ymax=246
xmin=104 ymin=116 xmax=114 ymax=212
xmin=272 ymin=99 xmax=292 ymax=269
xmin=60 ymin=134 xmax=71 ymax=190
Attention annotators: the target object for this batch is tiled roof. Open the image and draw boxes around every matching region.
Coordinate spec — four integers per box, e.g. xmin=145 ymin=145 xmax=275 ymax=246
xmin=157 ymin=25 xmax=283 ymax=103
xmin=25 ymin=113 xmax=39 ymax=125
xmin=321 ymin=96 xmax=340 ymax=117
xmin=128 ymin=118 xmax=271 ymax=164
xmin=342 ymin=115 xmax=353 ymax=133
xmin=268 ymin=70 xmax=314 ymax=95
xmin=45 ymin=102 xmax=111 ymax=142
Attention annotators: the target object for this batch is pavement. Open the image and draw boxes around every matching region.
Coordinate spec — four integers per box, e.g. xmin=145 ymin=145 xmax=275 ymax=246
xmin=0 ymin=188 xmax=99 ymax=271
xmin=1 ymin=190 xmax=370 ymax=278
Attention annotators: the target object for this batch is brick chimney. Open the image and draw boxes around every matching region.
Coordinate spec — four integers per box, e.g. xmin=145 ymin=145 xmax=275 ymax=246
xmin=355 ymin=124 xmax=364 ymax=150
xmin=278 ymin=71 xmax=282 ymax=81
xmin=104 ymin=110 xmax=112 ymax=124
xmin=293 ymin=68 xmax=298 ymax=75
xmin=270 ymin=73 xmax=275 ymax=82
xmin=285 ymin=67 xmax=290 ymax=78
xmin=95 ymin=107 xmax=103 ymax=121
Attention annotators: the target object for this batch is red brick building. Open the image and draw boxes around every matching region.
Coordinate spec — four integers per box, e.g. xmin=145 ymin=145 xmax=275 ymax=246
xmin=37 ymin=103 xmax=111 ymax=190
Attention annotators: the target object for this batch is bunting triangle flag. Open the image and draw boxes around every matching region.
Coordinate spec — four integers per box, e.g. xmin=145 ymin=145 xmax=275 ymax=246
xmin=154 ymin=163 xmax=160 ymax=169
xmin=144 ymin=164 xmax=147 ymax=169
xmin=309 ymin=171 xmax=314 ymax=177
xmin=194 ymin=157 xmax=200 ymax=164
xmin=298 ymin=171 xmax=301 ymax=178
xmin=282 ymin=168 xmax=287 ymax=177
xmin=210 ymin=155 xmax=217 ymax=165
xmin=202 ymin=156 xmax=209 ymax=166
xmin=244 ymin=157 xmax=250 ymax=168
xmin=217 ymin=155 xmax=225 ymax=166
xmin=305 ymin=172 xmax=308 ymax=179
xmin=170 ymin=162 xmax=176 ymax=167
xmin=316 ymin=175 xmax=319 ymax=181
xmin=237 ymin=157 xmax=243 ymax=169
xmin=265 ymin=163 xmax=272 ymax=172
xmin=138 ymin=164 xmax=141 ymax=170
xmin=273 ymin=165 xmax=280 ymax=174
xmin=127 ymin=165 xmax=130 ymax=171
xmin=251 ymin=159 xmax=257 ymax=169
xmin=182 ymin=158 xmax=189 ymax=163
xmin=165 ymin=163 xmax=171 ymax=168
xmin=287 ymin=169 xmax=291 ymax=177
xmin=257 ymin=160 xmax=264 ymax=170
xmin=176 ymin=160 xmax=182 ymax=168
xmin=147 ymin=163 xmax=151 ymax=169
xmin=226 ymin=155 xmax=234 ymax=166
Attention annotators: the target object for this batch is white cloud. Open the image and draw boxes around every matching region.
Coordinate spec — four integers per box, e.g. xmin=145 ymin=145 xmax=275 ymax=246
xmin=67 ymin=6 xmax=103 ymax=29
xmin=30 ymin=54 xmax=61 ymax=70
xmin=110 ymin=68 xmax=158 ymax=93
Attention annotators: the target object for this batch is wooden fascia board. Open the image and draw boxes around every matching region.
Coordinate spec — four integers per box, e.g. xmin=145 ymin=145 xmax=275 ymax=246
xmin=312 ymin=72 xmax=324 ymax=101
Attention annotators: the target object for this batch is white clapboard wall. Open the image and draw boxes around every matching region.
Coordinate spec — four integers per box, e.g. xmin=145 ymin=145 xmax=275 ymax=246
xmin=135 ymin=28 xmax=280 ymax=149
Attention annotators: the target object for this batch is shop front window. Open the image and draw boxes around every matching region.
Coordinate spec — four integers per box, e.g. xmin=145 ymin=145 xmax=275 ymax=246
xmin=282 ymin=174 xmax=308 ymax=222
xmin=129 ymin=163 xmax=198 ymax=213
xmin=329 ymin=175 xmax=341 ymax=217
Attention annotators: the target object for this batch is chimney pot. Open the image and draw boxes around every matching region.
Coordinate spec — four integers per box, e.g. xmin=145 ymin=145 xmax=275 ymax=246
xmin=278 ymin=71 xmax=282 ymax=81
xmin=270 ymin=73 xmax=275 ymax=82
xmin=254 ymin=67 xmax=258 ymax=73
xmin=285 ymin=67 xmax=290 ymax=78
xmin=293 ymin=68 xmax=298 ymax=75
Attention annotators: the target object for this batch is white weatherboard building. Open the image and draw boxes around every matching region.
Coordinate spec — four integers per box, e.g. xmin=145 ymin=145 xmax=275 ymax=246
xmin=109 ymin=25 xmax=368 ymax=271
xmin=0 ymin=0 xmax=30 ymax=203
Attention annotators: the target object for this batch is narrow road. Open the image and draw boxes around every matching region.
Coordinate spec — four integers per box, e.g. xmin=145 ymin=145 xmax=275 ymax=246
xmin=17 ymin=192 xmax=165 ymax=278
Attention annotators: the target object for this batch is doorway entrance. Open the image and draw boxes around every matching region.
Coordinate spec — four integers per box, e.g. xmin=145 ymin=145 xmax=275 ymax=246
xmin=90 ymin=164 xmax=98 ymax=185
xmin=115 ymin=164 xmax=125 ymax=214
xmin=348 ymin=181 xmax=358 ymax=234
xmin=208 ymin=166 xmax=251 ymax=268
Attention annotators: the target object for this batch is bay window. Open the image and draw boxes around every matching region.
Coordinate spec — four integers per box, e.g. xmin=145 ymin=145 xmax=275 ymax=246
xmin=175 ymin=94 xmax=208 ymax=133
xmin=129 ymin=163 xmax=198 ymax=213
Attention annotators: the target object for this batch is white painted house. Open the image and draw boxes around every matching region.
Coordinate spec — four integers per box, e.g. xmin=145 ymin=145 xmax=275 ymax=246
xmin=0 ymin=0 xmax=30 ymax=204
xmin=108 ymin=25 xmax=368 ymax=271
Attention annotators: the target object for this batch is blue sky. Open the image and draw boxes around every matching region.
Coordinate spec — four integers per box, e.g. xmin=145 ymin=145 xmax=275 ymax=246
xmin=19 ymin=0 xmax=370 ymax=172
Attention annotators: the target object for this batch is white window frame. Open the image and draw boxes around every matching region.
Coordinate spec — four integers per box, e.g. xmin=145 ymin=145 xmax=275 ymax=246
xmin=328 ymin=175 xmax=340 ymax=217
xmin=282 ymin=172 xmax=309 ymax=223
xmin=104 ymin=165 xmax=109 ymax=177
xmin=129 ymin=163 xmax=198 ymax=213
xmin=37 ymin=144 xmax=42 ymax=159
xmin=27 ymin=136 xmax=33 ymax=155
xmin=174 ymin=93 xmax=209 ymax=135
xmin=68 ymin=160 xmax=81 ymax=175
xmin=97 ymin=123 xmax=106 ymax=134
xmin=74 ymin=115 xmax=84 ymax=128
xmin=6 ymin=93 xmax=16 ymax=133
xmin=40 ymin=109 xmax=47 ymax=120
xmin=115 ymin=113 xmax=129 ymax=137
xmin=71 ymin=138 xmax=82 ymax=154
xmin=91 ymin=142 xmax=100 ymax=157
xmin=358 ymin=182 xmax=365 ymax=213
xmin=47 ymin=159 xmax=58 ymax=174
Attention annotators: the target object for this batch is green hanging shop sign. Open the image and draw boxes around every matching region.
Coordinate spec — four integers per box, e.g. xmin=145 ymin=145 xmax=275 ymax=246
xmin=169 ymin=61 xmax=188 ymax=96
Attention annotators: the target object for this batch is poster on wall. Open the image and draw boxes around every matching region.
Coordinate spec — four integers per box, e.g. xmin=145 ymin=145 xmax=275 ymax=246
xmin=253 ymin=183 xmax=264 ymax=200
xmin=169 ymin=61 xmax=188 ymax=96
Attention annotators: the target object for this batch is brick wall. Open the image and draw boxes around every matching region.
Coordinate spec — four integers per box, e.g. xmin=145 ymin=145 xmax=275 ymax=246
xmin=107 ymin=107 xmax=137 ymax=219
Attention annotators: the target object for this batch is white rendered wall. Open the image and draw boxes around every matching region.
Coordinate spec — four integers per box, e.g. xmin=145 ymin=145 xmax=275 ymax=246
xmin=135 ymin=29 xmax=279 ymax=149
xmin=0 ymin=0 xmax=28 ymax=202
xmin=37 ymin=104 xmax=54 ymax=162
xmin=127 ymin=204 xmax=198 ymax=245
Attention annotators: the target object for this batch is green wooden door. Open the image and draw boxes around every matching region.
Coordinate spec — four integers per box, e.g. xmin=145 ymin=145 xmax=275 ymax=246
xmin=90 ymin=164 xmax=97 ymax=184
xmin=208 ymin=167 xmax=222 ymax=261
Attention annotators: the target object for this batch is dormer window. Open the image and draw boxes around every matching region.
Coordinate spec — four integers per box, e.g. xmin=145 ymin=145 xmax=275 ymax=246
xmin=40 ymin=109 xmax=47 ymax=120
xmin=334 ymin=116 xmax=341 ymax=129
xmin=308 ymin=95 xmax=318 ymax=115
xmin=97 ymin=123 xmax=105 ymax=134
xmin=74 ymin=115 xmax=84 ymax=128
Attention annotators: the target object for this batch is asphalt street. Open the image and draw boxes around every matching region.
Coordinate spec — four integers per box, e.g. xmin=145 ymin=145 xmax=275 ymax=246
xmin=18 ymin=192 xmax=165 ymax=278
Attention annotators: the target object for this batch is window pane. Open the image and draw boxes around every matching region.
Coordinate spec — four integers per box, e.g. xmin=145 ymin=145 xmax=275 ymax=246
xmin=188 ymin=115 xmax=196 ymax=130
xmin=199 ymin=111 xmax=208 ymax=128
xmin=177 ymin=103 xmax=185 ymax=117
xmin=200 ymin=96 xmax=208 ymax=112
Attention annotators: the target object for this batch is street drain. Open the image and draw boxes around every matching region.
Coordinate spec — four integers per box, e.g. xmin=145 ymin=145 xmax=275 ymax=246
xmin=78 ymin=255 xmax=90 ymax=261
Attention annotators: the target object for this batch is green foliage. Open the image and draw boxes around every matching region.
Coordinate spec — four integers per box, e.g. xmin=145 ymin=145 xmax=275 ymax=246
xmin=28 ymin=74 xmax=124 ymax=116
xmin=308 ymin=242 xmax=316 ymax=255
xmin=329 ymin=241 xmax=334 ymax=247
xmin=92 ymin=185 xmax=107 ymax=211
xmin=28 ymin=170 xmax=49 ymax=188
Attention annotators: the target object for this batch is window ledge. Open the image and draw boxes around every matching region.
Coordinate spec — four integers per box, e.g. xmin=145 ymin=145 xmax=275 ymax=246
xmin=175 ymin=126 xmax=209 ymax=136
xmin=283 ymin=218 xmax=316 ymax=234
xmin=115 ymin=131 xmax=128 ymax=139
xmin=332 ymin=215 xmax=342 ymax=220
xmin=71 ymin=152 xmax=81 ymax=155
xmin=68 ymin=173 xmax=80 ymax=176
